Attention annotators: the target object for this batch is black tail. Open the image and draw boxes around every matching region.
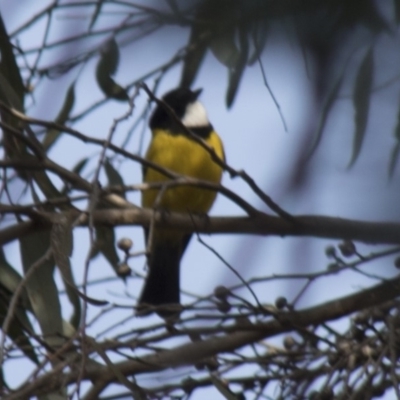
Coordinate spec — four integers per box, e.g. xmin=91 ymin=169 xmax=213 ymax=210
xmin=138 ymin=240 xmax=182 ymax=317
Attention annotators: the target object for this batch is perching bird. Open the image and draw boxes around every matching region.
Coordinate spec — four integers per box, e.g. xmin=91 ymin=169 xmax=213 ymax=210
xmin=138 ymin=87 xmax=224 ymax=316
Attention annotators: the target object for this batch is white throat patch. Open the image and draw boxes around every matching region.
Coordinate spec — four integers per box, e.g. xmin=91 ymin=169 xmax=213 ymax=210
xmin=181 ymin=101 xmax=209 ymax=128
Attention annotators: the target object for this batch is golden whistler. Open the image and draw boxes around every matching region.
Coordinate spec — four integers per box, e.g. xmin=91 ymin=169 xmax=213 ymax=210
xmin=139 ymin=88 xmax=224 ymax=316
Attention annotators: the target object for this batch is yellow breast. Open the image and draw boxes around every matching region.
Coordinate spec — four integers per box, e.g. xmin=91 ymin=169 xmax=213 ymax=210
xmin=142 ymin=129 xmax=224 ymax=213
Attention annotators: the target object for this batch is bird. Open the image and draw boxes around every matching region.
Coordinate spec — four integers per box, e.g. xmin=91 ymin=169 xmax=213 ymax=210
xmin=138 ymin=87 xmax=225 ymax=317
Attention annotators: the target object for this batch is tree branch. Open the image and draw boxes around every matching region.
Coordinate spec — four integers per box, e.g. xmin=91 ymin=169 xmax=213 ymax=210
xmin=1 ymin=209 xmax=399 ymax=248
xmin=8 ymin=274 xmax=400 ymax=399
xmin=78 ymin=209 xmax=400 ymax=245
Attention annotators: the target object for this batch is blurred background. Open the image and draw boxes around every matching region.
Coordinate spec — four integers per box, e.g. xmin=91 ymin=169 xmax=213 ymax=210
xmin=1 ymin=0 xmax=400 ymax=398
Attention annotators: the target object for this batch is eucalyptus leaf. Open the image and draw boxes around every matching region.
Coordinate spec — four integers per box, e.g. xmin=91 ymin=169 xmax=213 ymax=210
xmin=179 ymin=0 xmax=218 ymax=88
xmin=95 ymin=226 xmax=120 ymax=274
xmin=94 ymin=158 xmax=123 ymax=274
xmin=307 ymin=73 xmax=344 ymax=159
xmin=180 ymin=31 xmax=208 ymax=88
xmin=388 ymin=98 xmax=400 ymax=179
xmin=0 ymin=70 xmax=23 ymax=111
xmin=71 ymin=287 xmax=109 ymax=306
xmin=226 ymin=27 xmax=249 ymax=108
xmin=96 ymin=39 xmax=129 ymax=101
xmin=0 ymin=298 xmax=37 ymax=364
xmin=0 ymin=15 xmax=24 ymax=107
xmin=0 ymin=248 xmax=31 ymax=309
xmin=248 ymin=24 xmax=268 ymax=65
xmin=0 ymin=249 xmax=38 ymax=364
xmin=0 ymin=68 xmax=26 ymax=161
xmin=20 ymin=229 xmax=64 ymax=348
xmin=394 ymin=97 xmax=400 ymax=142
xmin=396 ymin=0 xmax=400 ymax=24
xmin=51 ymin=216 xmax=80 ymax=330
xmin=348 ymin=48 xmax=374 ymax=168
xmin=43 ymin=82 xmax=75 ymax=151
xmin=32 ymin=167 xmax=64 ymax=203
xmin=104 ymin=158 xmax=126 ymax=199
xmin=388 ymin=141 xmax=400 ymax=180
xmin=210 ymin=30 xmax=240 ymax=68
xmin=0 ymin=368 xmax=5 ymax=395
xmin=0 ymin=15 xmax=26 ymax=162
xmin=61 ymin=157 xmax=89 ymax=195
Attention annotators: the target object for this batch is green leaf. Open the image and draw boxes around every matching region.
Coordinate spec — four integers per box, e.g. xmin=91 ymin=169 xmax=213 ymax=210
xmin=32 ymin=167 xmax=64 ymax=203
xmin=0 ymin=70 xmax=23 ymax=111
xmin=348 ymin=48 xmax=374 ymax=168
xmin=395 ymin=0 xmax=400 ymax=24
xmin=43 ymin=82 xmax=75 ymax=151
xmin=0 ymin=15 xmax=26 ymax=162
xmin=0 ymin=15 xmax=24 ymax=108
xmin=388 ymin=101 xmax=400 ymax=179
xmin=72 ymin=157 xmax=89 ymax=174
xmin=61 ymin=157 xmax=89 ymax=195
xmin=210 ymin=30 xmax=240 ymax=68
xmin=0 ymin=249 xmax=38 ymax=364
xmin=248 ymin=24 xmax=268 ymax=66
xmin=104 ymin=158 xmax=126 ymax=199
xmin=51 ymin=216 xmax=80 ymax=330
xmin=307 ymin=73 xmax=344 ymax=159
xmin=0 ymin=248 xmax=31 ymax=309
xmin=394 ymin=97 xmax=400 ymax=142
xmin=0 ymin=67 xmax=26 ymax=160
xmin=0 ymin=296 xmax=37 ymax=364
xmin=71 ymin=288 xmax=109 ymax=306
xmin=96 ymin=39 xmax=129 ymax=101
xmin=179 ymin=0 xmax=216 ymax=88
xmin=95 ymin=226 xmax=121 ymax=275
xmin=180 ymin=30 xmax=208 ymax=88
xmin=226 ymin=27 xmax=249 ymax=108
xmin=388 ymin=141 xmax=400 ymax=180
xmin=20 ymin=229 xmax=65 ymax=348
xmin=0 ymin=368 xmax=5 ymax=394
xmin=95 ymin=159 xmax=124 ymax=275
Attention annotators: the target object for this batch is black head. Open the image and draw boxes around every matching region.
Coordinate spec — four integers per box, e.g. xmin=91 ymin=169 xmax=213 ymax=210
xmin=149 ymin=87 xmax=204 ymax=131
